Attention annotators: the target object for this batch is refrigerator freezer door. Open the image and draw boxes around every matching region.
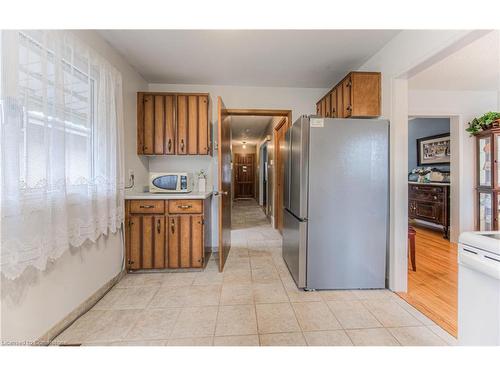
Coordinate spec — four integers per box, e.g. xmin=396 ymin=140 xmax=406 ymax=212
xmin=283 ymin=208 xmax=307 ymax=288
xmin=288 ymin=116 xmax=309 ymax=220
xmin=306 ymin=119 xmax=389 ymax=289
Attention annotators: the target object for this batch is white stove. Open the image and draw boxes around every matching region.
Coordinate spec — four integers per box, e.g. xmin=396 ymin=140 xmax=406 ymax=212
xmin=458 ymin=231 xmax=500 ymax=345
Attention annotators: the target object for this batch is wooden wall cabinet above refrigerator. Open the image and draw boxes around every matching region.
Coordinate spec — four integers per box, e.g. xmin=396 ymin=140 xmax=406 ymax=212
xmin=316 ymin=72 xmax=381 ymax=118
xmin=137 ymin=92 xmax=212 ymax=156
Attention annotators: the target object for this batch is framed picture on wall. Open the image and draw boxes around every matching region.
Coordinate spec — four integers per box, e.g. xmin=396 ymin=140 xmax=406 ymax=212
xmin=417 ymin=133 xmax=451 ymax=166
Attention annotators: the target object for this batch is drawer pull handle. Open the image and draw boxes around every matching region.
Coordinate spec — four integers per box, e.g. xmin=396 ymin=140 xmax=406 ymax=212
xmin=178 ymin=205 xmax=192 ymax=209
xmin=433 ymin=196 xmax=437 ymax=200
xmin=139 ymin=205 xmax=155 ymax=209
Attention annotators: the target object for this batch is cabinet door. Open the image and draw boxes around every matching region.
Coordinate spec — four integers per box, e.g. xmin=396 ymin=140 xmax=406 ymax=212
xmin=191 ymin=215 xmax=204 ymax=268
xmin=316 ymin=103 xmax=321 ymax=116
xmin=336 ymin=84 xmax=344 ymax=118
xmin=176 ymin=95 xmax=188 ymax=154
xmin=495 ymin=192 xmax=500 ymax=231
xmin=478 ymin=191 xmax=494 ymax=231
xmin=154 ymin=216 xmax=166 ymax=268
xmin=168 ymin=215 xmax=180 ymax=267
xmin=325 ymin=94 xmax=331 ymax=117
xmin=320 ymin=98 xmax=326 ymax=117
xmin=128 ymin=215 xmax=142 ymax=270
xmin=477 ymin=134 xmax=493 ymax=188
xmin=198 ymin=96 xmax=209 ymax=154
xmin=330 ymin=89 xmax=337 ymax=118
xmin=351 ymin=72 xmax=381 ymax=117
xmin=342 ymin=76 xmax=352 ymax=118
xmin=188 ymin=95 xmax=198 ymax=154
xmin=142 ymin=94 xmax=154 ymax=154
xmin=165 ymin=95 xmax=176 ymax=154
xmin=495 ymin=133 xmax=500 ymax=189
xmin=154 ymin=95 xmax=165 ymax=154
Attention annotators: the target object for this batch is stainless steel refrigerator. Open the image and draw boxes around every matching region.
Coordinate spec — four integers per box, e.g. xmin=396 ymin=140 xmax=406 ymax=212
xmin=282 ymin=116 xmax=389 ymax=290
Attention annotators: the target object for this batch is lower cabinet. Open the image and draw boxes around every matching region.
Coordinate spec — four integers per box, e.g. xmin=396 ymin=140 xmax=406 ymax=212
xmin=125 ymin=198 xmax=211 ymax=271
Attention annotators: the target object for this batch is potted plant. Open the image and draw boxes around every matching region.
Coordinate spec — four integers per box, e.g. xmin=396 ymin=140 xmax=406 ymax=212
xmin=466 ymin=111 xmax=500 ymax=135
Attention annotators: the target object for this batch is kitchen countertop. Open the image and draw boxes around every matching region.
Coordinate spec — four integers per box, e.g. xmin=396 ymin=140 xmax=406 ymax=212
xmin=408 ymin=181 xmax=450 ymax=186
xmin=125 ymin=191 xmax=213 ymax=200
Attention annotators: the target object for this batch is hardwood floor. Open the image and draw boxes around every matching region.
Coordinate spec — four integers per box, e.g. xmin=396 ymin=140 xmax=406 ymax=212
xmin=397 ymin=225 xmax=458 ymax=337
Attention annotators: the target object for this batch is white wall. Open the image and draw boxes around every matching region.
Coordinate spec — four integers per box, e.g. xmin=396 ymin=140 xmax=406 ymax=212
xmin=1 ymin=30 xmax=148 ymax=343
xmin=146 ymin=83 xmax=327 ymax=247
xmin=357 ymin=30 xmax=487 ymax=291
xmin=409 ymin=89 xmax=499 ymax=241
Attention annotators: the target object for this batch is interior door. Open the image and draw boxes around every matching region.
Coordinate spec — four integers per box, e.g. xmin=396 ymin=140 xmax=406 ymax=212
xmin=217 ymin=97 xmax=232 ymax=271
xmin=234 ymin=153 xmax=255 ymax=199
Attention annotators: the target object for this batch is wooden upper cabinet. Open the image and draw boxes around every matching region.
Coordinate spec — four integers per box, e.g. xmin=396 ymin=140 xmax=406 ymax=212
xmin=316 ymin=71 xmax=381 ymax=119
xmin=325 ymin=94 xmax=331 ymax=117
xmin=137 ymin=92 xmax=210 ymax=155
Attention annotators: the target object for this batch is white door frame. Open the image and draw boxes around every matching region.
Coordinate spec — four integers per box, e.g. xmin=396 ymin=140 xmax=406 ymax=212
xmin=389 ymin=31 xmax=489 ymax=291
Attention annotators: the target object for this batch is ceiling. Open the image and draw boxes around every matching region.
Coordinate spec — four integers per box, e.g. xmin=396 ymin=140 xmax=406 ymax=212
xmin=231 ymin=116 xmax=274 ymax=146
xmin=98 ymin=30 xmax=400 ymax=88
xmin=409 ymin=31 xmax=500 ymax=91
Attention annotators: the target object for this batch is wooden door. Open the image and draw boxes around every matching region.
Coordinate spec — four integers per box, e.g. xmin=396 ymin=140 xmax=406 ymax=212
xmin=343 ymin=75 xmax=352 ymax=118
xmin=274 ymin=118 xmax=289 ymax=233
xmin=217 ymin=97 xmax=232 ymax=271
xmin=127 ymin=215 xmax=165 ymax=270
xmin=234 ymin=153 xmax=255 ymax=199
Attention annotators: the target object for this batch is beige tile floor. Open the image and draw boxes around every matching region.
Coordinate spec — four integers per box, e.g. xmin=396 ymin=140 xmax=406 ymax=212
xmin=53 ymin=199 xmax=456 ymax=346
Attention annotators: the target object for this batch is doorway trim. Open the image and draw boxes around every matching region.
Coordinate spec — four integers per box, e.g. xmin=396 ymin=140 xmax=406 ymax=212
xmin=226 ymin=108 xmax=292 ymax=231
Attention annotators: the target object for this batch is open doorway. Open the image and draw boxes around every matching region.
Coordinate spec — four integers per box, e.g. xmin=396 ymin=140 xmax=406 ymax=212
xmin=399 ymin=116 xmax=458 ymax=337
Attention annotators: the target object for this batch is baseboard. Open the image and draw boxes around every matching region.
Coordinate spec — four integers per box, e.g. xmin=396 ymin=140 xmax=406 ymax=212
xmin=36 ymin=269 xmax=126 ymax=346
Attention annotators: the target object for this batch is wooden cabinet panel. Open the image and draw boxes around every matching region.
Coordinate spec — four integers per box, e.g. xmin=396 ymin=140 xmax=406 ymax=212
xmin=168 ymin=215 xmax=179 ymax=268
xmin=168 ymin=199 xmax=203 ymax=214
xmin=143 ymin=94 xmax=154 ymax=154
xmin=154 ymin=216 xmax=166 ymax=268
xmin=165 ymin=95 xmax=176 ymax=155
xmin=129 ymin=215 xmax=142 ymax=270
xmin=179 ymin=215 xmax=191 ymax=267
xmin=188 ymin=95 xmax=198 ymax=154
xmin=176 ymin=95 xmax=188 ymax=154
xmin=154 ymin=95 xmax=165 ymax=154
xmin=198 ymin=95 xmax=209 ymax=154
xmin=191 ymin=215 xmax=204 ymax=268
xmin=325 ymin=94 xmax=331 ymax=117
xmin=342 ymin=77 xmax=352 ymax=118
xmin=351 ymin=72 xmax=381 ymax=117
xmin=142 ymin=216 xmax=154 ymax=269
xmin=330 ymin=89 xmax=337 ymax=118
xmin=320 ymin=98 xmax=326 ymax=117
xmin=130 ymin=200 xmax=165 ymax=214
xmin=336 ymin=84 xmax=344 ymax=118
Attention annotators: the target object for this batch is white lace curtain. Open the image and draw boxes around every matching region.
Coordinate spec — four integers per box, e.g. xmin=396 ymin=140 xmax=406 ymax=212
xmin=0 ymin=30 xmax=124 ymax=280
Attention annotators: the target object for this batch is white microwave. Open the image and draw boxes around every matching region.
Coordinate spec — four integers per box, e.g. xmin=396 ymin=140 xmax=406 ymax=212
xmin=149 ymin=172 xmax=192 ymax=193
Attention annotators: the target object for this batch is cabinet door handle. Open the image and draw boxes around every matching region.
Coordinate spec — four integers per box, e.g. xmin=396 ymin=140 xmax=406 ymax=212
xmin=140 ymin=205 xmax=154 ymax=209
xmin=170 ymin=219 xmax=175 ymax=234
xmin=346 ymin=105 xmax=352 ymax=111
xmin=180 ymin=139 xmax=185 ymax=152
xmin=157 ymin=219 xmax=161 ymax=234
xmin=168 ymin=139 xmax=172 ymax=152
xmin=178 ymin=204 xmax=192 ymax=209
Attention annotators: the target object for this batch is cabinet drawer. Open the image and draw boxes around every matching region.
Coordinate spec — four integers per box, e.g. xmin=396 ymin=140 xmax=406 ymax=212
xmin=168 ymin=200 xmax=203 ymax=214
xmin=129 ymin=200 xmax=165 ymax=214
xmin=409 ymin=184 xmax=444 ymax=194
